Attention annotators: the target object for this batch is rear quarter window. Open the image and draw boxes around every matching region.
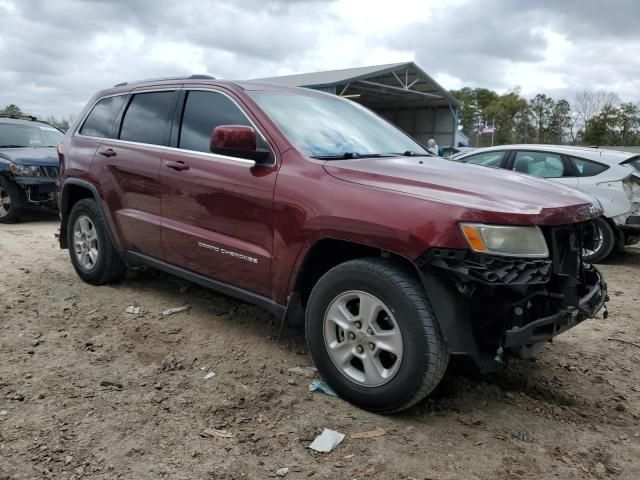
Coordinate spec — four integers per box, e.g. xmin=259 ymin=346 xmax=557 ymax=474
xmin=624 ymin=156 xmax=640 ymax=173
xmin=570 ymin=157 xmax=609 ymax=177
xmin=79 ymin=95 xmax=127 ymax=138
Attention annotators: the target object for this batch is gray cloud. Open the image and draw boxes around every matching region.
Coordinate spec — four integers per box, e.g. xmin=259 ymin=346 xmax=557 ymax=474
xmin=0 ymin=0 xmax=638 ymax=119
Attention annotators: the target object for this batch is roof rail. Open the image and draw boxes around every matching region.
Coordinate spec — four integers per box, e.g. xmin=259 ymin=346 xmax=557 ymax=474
xmin=113 ymin=74 xmax=216 ymax=87
xmin=0 ymin=113 xmax=38 ymax=121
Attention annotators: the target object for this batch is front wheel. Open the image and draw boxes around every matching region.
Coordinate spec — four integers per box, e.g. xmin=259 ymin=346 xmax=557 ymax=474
xmin=67 ymin=198 xmax=126 ymax=284
xmin=0 ymin=179 xmax=25 ymax=224
xmin=305 ymin=258 xmax=449 ymax=413
xmin=583 ymin=217 xmax=616 ymax=264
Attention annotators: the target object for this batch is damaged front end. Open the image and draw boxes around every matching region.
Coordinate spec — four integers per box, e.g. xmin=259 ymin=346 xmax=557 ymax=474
xmin=416 ymin=220 xmax=608 ymax=370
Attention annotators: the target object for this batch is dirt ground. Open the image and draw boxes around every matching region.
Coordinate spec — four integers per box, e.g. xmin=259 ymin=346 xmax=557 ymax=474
xmin=1 ymin=214 xmax=639 ymax=480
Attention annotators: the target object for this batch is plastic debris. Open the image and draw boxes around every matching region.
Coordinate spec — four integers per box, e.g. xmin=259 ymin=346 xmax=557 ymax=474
xmin=275 ymin=467 xmax=289 ymax=477
xmin=200 ymin=428 xmax=235 ymax=439
xmin=309 ymin=379 xmax=337 ymax=397
xmin=351 ymin=427 xmax=386 ymax=439
xmin=0 ymin=409 xmax=8 ymax=416
xmin=162 ymin=305 xmax=190 ymax=316
xmin=204 ymin=372 xmax=216 ymax=380
xmin=288 ymin=366 xmax=318 ymax=378
xmin=309 ymin=428 xmax=345 ymax=453
xmin=99 ymin=380 xmax=123 ymax=389
xmin=125 ymin=306 xmax=141 ymax=314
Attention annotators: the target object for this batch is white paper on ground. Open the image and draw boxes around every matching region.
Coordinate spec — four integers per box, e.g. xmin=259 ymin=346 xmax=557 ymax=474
xmin=308 ymin=428 xmax=345 ymax=453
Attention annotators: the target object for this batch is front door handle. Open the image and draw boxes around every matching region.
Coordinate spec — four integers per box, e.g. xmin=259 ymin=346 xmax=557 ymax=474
xmin=166 ymin=161 xmax=190 ymax=171
xmin=98 ymin=148 xmax=116 ymax=158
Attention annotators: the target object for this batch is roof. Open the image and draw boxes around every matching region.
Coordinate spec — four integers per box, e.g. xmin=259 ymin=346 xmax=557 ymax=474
xmin=254 ymin=62 xmax=409 ymax=88
xmin=252 ymin=62 xmax=459 ymax=109
xmin=458 ymin=144 xmax=639 ymax=166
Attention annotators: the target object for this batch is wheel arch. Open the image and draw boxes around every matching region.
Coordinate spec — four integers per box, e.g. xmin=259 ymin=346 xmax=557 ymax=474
xmin=282 ymin=238 xmax=421 ymax=329
xmin=59 ymin=179 xmax=120 ymax=250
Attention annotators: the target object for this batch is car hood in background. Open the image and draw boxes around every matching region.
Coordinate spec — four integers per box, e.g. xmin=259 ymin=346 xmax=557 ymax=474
xmin=0 ymin=147 xmax=59 ymax=166
xmin=324 ymin=156 xmax=602 ymax=224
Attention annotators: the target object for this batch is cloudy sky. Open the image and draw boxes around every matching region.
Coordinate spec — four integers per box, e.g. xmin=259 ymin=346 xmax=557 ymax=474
xmin=1 ymin=0 xmax=638 ymax=119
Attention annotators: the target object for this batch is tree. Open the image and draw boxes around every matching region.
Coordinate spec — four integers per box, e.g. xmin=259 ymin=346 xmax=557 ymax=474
xmin=529 ymin=94 xmax=555 ymax=143
xmin=1 ymin=104 xmax=24 ymax=116
xmin=617 ymin=102 xmax=640 ymax=145
xmin=485 ymin=89 xmax=529 ymax=145
xmin=548 ymin=99 xmax=572 ymax=144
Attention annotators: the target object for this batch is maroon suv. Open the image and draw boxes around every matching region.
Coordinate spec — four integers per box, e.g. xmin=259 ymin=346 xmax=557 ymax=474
xmin=57 ymin=76 xmax=607 ymax=413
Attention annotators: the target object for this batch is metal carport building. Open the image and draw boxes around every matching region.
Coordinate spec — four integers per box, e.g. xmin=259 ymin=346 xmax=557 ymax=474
xmin=254 ymin=62 xmax=460 ymax=148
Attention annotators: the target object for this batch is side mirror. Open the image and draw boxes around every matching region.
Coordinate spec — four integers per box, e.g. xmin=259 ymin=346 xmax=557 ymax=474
xmin=210 ymin=125 xmax=270 ymax=164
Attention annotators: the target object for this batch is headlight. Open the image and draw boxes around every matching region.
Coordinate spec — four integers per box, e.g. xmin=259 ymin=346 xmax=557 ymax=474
xmin=9 ymin=164 xmax=43 ymax=177
xmin=460 ymin=223 xmax=549 ymax=258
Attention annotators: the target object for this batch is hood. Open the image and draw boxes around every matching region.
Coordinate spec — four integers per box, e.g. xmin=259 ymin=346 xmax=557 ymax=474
xmin=0 ymin=147 xmax=59 ymax=166
xmin=324 ymin=156 xmax=602 ymax=225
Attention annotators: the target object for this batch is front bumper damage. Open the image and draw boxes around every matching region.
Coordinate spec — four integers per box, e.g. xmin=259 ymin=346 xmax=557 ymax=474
xmin=417 ymin=220 xmax=608 ymax=370
xmin=12 ymin=173 xmax=58 ymax=207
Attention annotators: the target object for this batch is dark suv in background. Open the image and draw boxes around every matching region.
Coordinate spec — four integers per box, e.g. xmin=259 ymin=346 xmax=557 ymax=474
xmin=57 ymin=76 xmax=607 ymax=413
xmin=0 ymin=115 xmax=62 ymax=222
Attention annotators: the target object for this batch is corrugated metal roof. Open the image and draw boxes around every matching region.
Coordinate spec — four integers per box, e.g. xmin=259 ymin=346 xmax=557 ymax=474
xmin=251 ymin=61 xmax=458 ymax=107
xmin=252 ymin=62 xmax=410 ymax=88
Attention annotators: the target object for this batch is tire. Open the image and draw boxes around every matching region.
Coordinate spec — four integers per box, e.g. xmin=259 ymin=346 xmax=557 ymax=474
xmin=583 ymin=217 xmax=615 ymax=264
xmin=67 ymin=198 xmax=126 ymax=284
xmin=305 ymin=258 xmax=449 ymax=413
xmin=0 ymin=178 xmax=26 ymax=224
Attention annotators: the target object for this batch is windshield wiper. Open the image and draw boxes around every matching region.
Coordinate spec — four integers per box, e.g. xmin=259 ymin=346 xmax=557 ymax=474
xmin=391 ymin=151 xmax=435 ymax=157
xmin=310 ymin=152 xmax=395 ymax=160
xmin=0 ymin=144 xmax=26 ymax=148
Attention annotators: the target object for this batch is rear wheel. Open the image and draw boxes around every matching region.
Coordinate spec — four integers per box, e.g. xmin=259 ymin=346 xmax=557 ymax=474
xmin=67 ymin=198 xmax=126 ymax=284
xmin=305 ymin=258 xmax=449 ymax=413
xmin=583 ymin=217 xmax=615 ymax=264
xmin=0 ymin=179 xmax=25 ymax=224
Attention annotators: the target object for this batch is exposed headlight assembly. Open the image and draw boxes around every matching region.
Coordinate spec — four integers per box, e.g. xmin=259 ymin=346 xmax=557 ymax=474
xmin=460 ymin=223 xmax=549 ymax=258
xmin=9 ymin=164 xmax=43 ymax=177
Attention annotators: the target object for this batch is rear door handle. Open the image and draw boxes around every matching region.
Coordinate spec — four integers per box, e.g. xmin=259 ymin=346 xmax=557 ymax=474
xmin=166 ymin=161 xmax=190 ymax=171
xmin=98 ymin=148 xmax=116 ymax=158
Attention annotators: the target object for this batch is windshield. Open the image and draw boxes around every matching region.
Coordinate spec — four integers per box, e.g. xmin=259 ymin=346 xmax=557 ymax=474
xmin=249 ymin=91 xmax=428 ymax=158
xmin=0 ymin=123 xmax=63 ymax=148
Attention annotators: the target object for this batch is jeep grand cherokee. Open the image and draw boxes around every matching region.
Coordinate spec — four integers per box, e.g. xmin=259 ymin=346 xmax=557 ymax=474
xmin=57 ymin=76 xmax=607 ymax=413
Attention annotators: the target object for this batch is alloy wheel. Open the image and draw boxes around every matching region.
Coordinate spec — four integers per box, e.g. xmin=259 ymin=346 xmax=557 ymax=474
xmin=323 ymin=290 xmax=403 ymax=387
xmin=0 ymin=186 xmax=11 ymax=217
xmin=73 ymin=215 xmax=99 ymax=270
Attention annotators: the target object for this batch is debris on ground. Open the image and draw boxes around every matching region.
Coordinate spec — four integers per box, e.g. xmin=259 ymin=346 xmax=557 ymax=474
xmin=309 ymin=379 xmax=337 ymax=397
xmin=162 ymin=305 xmax=190 ymax=316
xmin=200 ymin=428 xmax=235 ymax=439
xmin=125 ymin=306 xmax=141 ymax=314
xmin=160 ymin=354 xmax=185 ymax=371
xmin=204 ymin=372 xmax=215 ymax=380
xmin=351 ymin=427 xmax=386 ymax=439
xmin=308 ymin=428 xmax=345 ymax=453
xmin=287 ymin=366 xmax=317 ymax=378
xmin=510 ymin=430 xmax=530 ymax=442
xmin=0 ymin=410 xmax=8 ymax=416
xmin=99 ymin=380 xmax=123 ymax=389
xmin=275 ymin=467 xmax=289 ymax=477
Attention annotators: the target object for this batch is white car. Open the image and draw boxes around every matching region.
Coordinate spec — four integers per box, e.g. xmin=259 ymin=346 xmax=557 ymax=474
xmin=453 ymin=145 xmax=640 ymax=262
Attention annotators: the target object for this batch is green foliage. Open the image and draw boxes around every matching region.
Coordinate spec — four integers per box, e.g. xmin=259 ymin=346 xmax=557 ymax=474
xmin=1 ymin=104 xmax=24 ymax=116
xmin=451 ymin=87 xmax=640 ymax=147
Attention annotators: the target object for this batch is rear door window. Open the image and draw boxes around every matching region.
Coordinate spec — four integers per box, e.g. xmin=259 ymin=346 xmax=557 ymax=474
xmin=462 ymin=151 xmax=506 ymax=167
xmin=511 ymin=151 xmax=567 ymax=178
xmin=119 ymin=91 xmax=176 ymax=146
xmin=79 ymin=95 xmax=127 ymax=138
xmin=178 ymin=90 xmax=256 ymax=154
xmin=570 ymin=157 xmax=609 ymax=177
